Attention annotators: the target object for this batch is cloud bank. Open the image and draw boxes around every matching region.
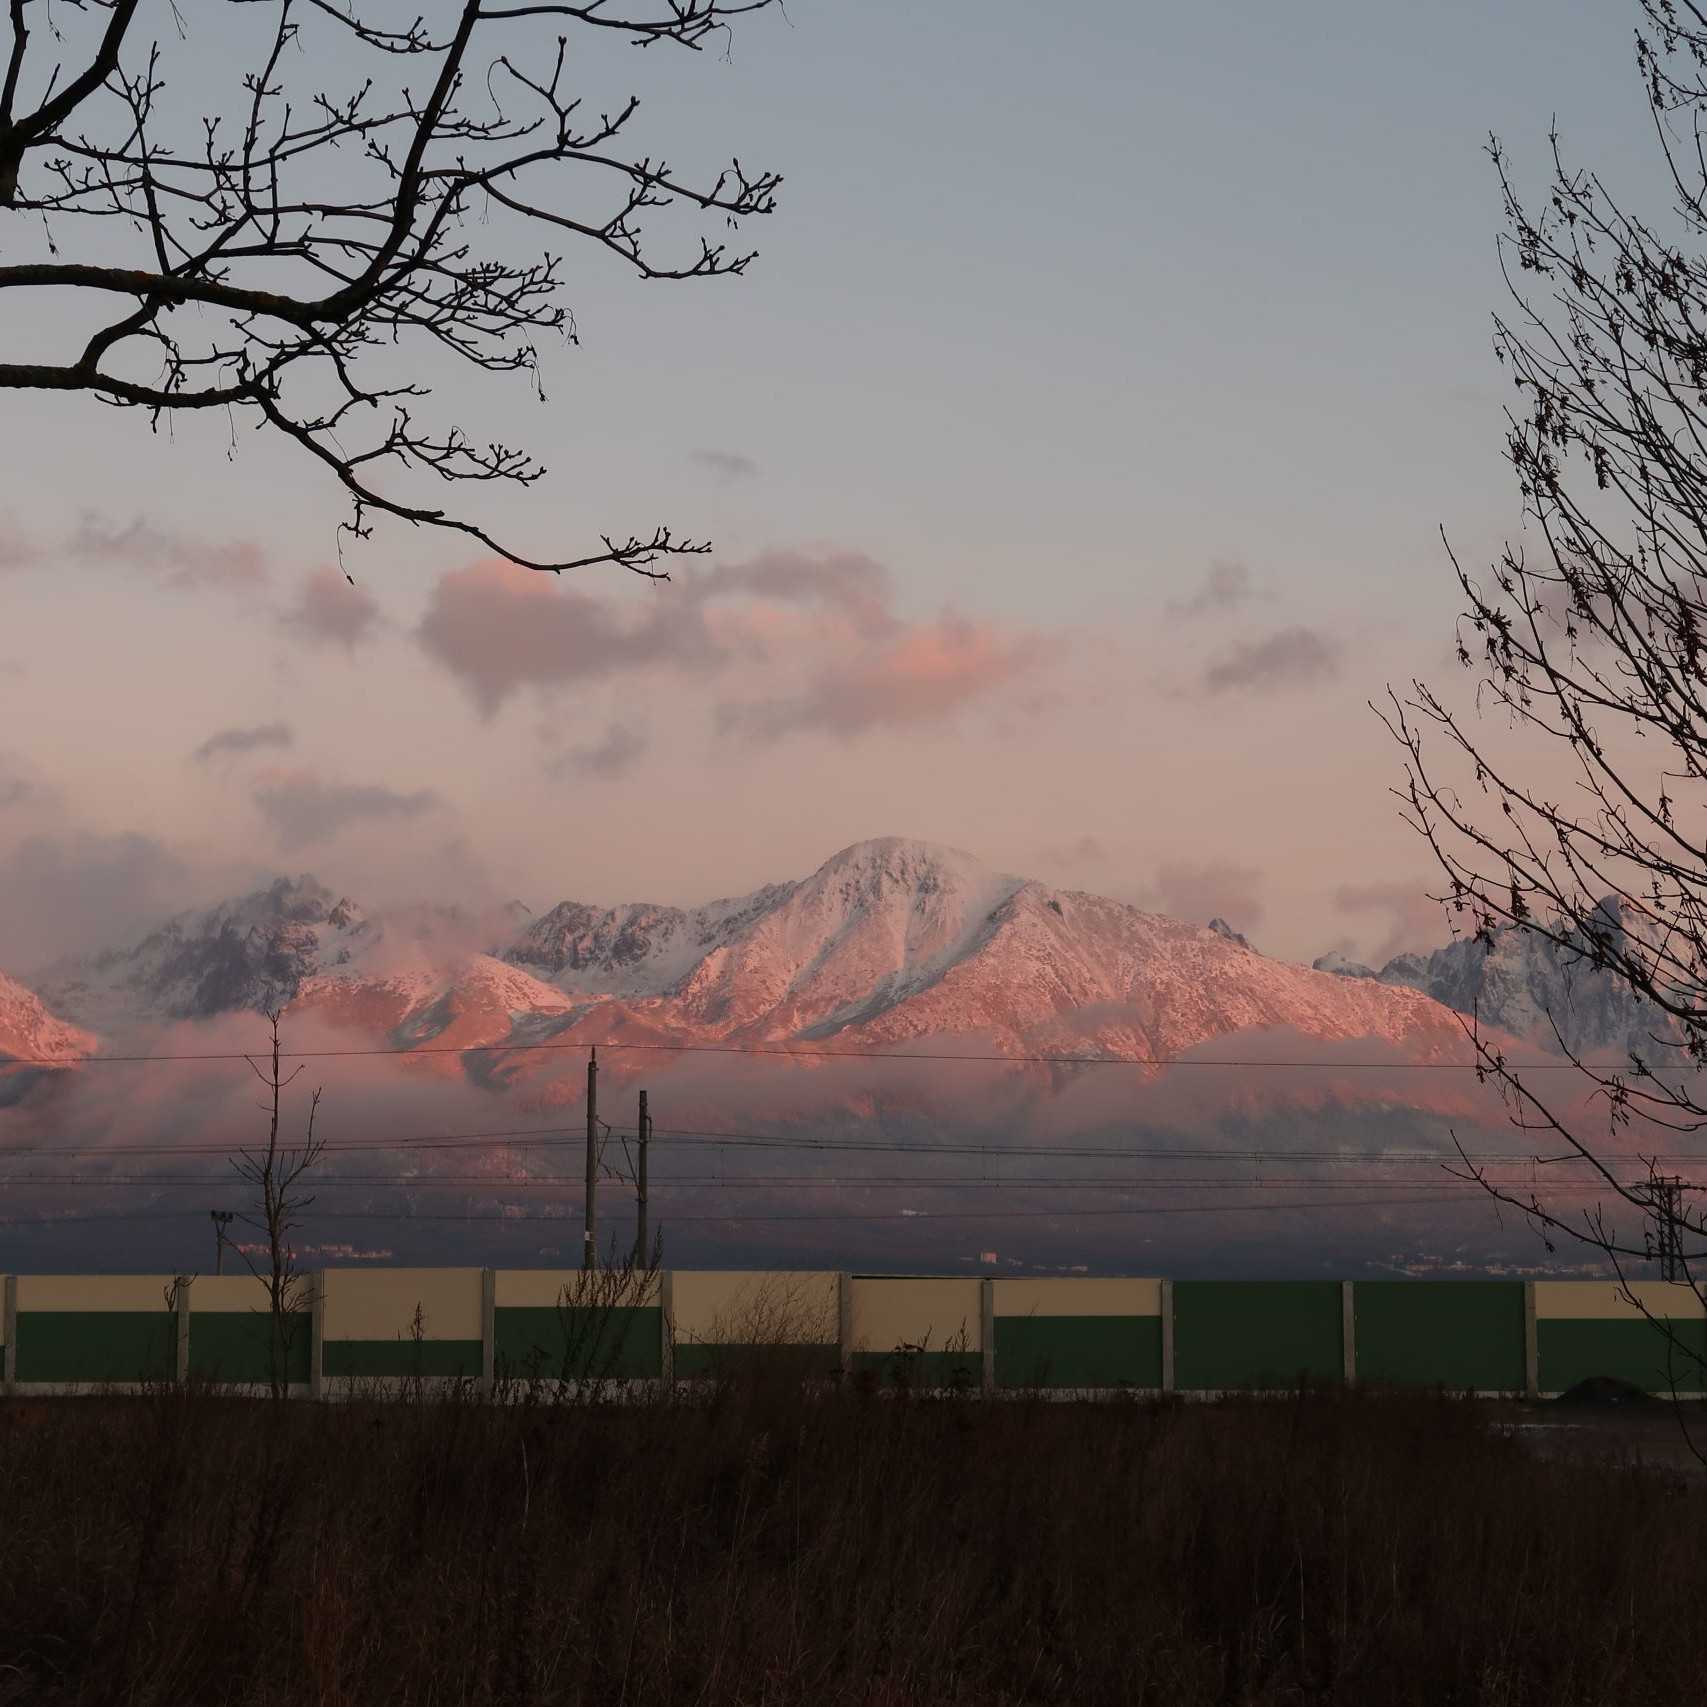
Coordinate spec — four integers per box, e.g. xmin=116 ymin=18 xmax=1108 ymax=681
xmin=1202 ymin=625 xmax=1341 ymax=694
xmin=692 ymin=448 xmax=760 ymax=481
xmin=192 ymin=723 xmax=294 ymax=764
xmin=252 ymin=772 xmax=443 ymax=850
xmin=283 ymin=568 xmax=383 ymax=649
xmin=1144 ymin=860 xmax=1266 ymax=930
xmin=1334 ymin=880 xmax=1447 ymax=965
xmin=65 ymin=514 xmax=268 ymax=592
xmin=416 ymin=549 xmax=1055 ymax=743
xmin=1168 ymin=561 xmax=1254 ymax=618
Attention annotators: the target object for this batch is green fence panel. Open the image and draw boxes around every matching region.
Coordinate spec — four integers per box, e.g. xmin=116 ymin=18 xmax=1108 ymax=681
xmin=849 ymin=1348 xmax=980 ymax=1390
xmin=14 ymin=1311 xmax=177 ymax=1383
xmin=672 ymin=1341 xmax=839 ymax=1380
xmin=494 ymin=1305 xmax=661 ymax=1380
xmin=994 ymin=1316 xmax=1163 ymax=1388
xmin=322 ymin=1338 xmax=483 ymax=1379
xmin=1538 ymin=1317 xmax=1707 ymax=1394
xmin=1172 ymin=1282 xmax=1343 ymax=1390
xmin=1355 ymin=1282 xmax=1525 ymax=1391
xmin=188 ymin=1312 xmax=312 ymax=1384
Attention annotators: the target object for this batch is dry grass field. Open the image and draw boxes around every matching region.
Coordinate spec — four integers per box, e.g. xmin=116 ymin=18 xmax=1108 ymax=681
xmin=0 ymin=1379 xmax=1704 ymax=1705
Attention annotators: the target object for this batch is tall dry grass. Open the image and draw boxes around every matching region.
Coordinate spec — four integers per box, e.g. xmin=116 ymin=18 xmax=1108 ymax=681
xmin=0 ymin=1380 xmax=1702 ymax=1705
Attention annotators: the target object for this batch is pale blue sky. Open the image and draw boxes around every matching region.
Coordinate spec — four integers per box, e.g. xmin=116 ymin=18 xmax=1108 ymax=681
xmin=0 ymin=1 xmax=1665 ymax=962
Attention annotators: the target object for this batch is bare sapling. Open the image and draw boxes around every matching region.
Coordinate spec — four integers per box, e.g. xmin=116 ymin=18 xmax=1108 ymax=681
xmin=235 ymin=1010 xmax=325 ymax=1400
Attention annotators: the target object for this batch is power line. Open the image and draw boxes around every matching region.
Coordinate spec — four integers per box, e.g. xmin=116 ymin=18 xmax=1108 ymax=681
xmin=642 ymin=1127 xmax=1707 ymax=1164
xmin=0 ymin=1209 xmax=205 ymax=1227
xmin=0 ymin=1124 xmax=579 ymax=1158
xmin=5 ymin=1034 xmax=1631 ymax=1070
xmin=274 ymin=1196 xmax=1482 ymax=1224
xmin=0 ymin=1174 xmax=1661 ymax=1193
xmin=6 ymin=1127 xmax=1706 ymax=1165
xmin=0 ymin=1196 xmax=1477 ymax=1229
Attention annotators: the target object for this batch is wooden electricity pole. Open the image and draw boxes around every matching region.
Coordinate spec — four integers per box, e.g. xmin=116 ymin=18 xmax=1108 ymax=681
xmin=583 ymin=1047 xmax=599 ymax=1272
xmin=636 ymin=1088 xmax=650 ymax=1264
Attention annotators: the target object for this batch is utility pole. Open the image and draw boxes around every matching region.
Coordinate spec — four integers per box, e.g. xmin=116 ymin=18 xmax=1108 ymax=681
xmin=583 ymin=1046 xmax=598 ymax=1272
xmin=636 ymin=1088 xmax=650 ymax=1264
xmin=1648 ymin=1174 xmax=1686 ymax=1281
xmin=210 ymin=1209 xmax=234 ymax=1276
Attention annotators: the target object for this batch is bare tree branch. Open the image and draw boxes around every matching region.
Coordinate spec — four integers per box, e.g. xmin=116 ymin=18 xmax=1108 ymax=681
xmin=1392 ymin=2 xmax=1707 ymax=1414
xmin=0 ymin=0 xmax=783 ymax=577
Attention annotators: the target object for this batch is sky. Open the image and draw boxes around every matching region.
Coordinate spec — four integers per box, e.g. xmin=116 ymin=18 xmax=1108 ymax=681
xmin=0 ymin=0 xmax=1668 ymax=971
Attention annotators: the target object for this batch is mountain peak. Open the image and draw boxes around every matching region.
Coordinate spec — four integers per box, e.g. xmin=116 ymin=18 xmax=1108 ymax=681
xmin=259 ymin=873 xmax=342 ymax=920
xmin=13 ymin=839 xmax=1501 ymax=1077
xmin=1312 ymin=905 xmax=1664 ymax=1059
xmin=811 ymin=836 xmax=989 ymax=882
xmin=0 ymin=971 xmax=96 ymax=1104
xmin=1208 ymin=917 xmax=1255 ymax=952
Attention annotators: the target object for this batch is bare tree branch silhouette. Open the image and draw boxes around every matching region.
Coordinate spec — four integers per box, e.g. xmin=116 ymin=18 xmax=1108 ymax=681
xmin=0 ymin=0 xmax=782 ymax=577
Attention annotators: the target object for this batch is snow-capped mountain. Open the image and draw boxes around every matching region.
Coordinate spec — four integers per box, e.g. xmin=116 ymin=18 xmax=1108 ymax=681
xmin=0 ymin=972 xmax=95 ymax=1106
xmin=1313 ymin=898 xmax=1666 ymax=1059
xmin=22 ymin=838 xmax=1485 ymax=1070
xmin=33 ymin=876 xmax=369 ymax=1031
xmin=6 ymin=840 xmax=1634 ymax=1273
xmin=33 ymin=877 xmax=530 ymax=1035
xmin=491 ymin=837 xmax=1474 ymax=1064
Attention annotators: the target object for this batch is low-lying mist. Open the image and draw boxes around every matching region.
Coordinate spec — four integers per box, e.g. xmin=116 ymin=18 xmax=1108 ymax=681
xmin=1 ymin=1011 xmax=1685 ymax=1278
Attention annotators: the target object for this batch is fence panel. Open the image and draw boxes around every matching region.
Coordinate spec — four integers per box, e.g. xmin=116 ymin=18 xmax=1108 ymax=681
xmin=9 ymin=1270 xmax=1704 ymax=1401
xmin=670 ymin=1271 xmax=839 ymax=1378
xmin=188 ymin=1274 xmax=312 ymax=1386
xmin=993 ymin=1277 xmax=1163 ymax=1389
xmin=321 ymin=1267 xmax=483 ymax=1379
xmin=1535 ymin=1281 xmax=1707 ymax=1395
xmin=494 ymin=1270 xmax=663 ymax=1381
xmin=850 ymin=1277 xmax=981 ymax=1387
xmin=13 ymin=1275 xmax=180 ymax=1385
xmin=1355 ymin=1281 xmax=1526 ymax=1392
xmin=1173 ymin=1281 xmax=1344 ymax=1391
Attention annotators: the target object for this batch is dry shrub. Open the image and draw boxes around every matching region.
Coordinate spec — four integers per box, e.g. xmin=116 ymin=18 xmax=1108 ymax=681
xmin=0 ymin=1385 xmax=1703 ymax=1704
xmin=683 ymin=1274 xmax=840 ymax=1407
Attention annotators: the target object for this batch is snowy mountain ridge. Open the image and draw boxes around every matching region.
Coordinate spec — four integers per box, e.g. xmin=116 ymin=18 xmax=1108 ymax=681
xmin=19 ymin=838 xmax=1485 ymax=1073
xmin=0 ymin=970 xmax=97 ymax=1106
xmin=1312 ymin=897 xmax=1666 ymax=1059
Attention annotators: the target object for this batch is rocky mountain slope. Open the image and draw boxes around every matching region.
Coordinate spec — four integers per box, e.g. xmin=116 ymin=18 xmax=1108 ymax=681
xmin=0 ymin=971 xmax=96 ymax=1105
xmin=25 ymin=839 xmax=1484 ymax=1071
xmin=33 ymin=878 xmax=529 ymax=1035
xmin=1313 ymin=898 xmax=1666 ymax=1059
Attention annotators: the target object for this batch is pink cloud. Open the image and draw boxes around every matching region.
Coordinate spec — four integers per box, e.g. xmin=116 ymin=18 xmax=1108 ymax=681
xmin=692 ymin=549 xmax=896 ymax=639
xmin=416 ymin=562 xmax=721 ymax=715
xmin=1334 ymin=880 xmax=1446 ymax=964
xmin=252 ymin=771 xmax=442 ymax=850
xmin=1141 ymin=860 xmax=1267 ymax=930
xmin=1167 ymin=561 xmax=1256 ymax=619
xmin=417 ymin=549 xmax=1058 ymax=736
xmin=284 ymin=568 xmax=383 ymax=649
xmin=716 ymin=615 xmax=1047 ymax=741
xmin=550 ymin=721 xmax=648 ymax=780
xmin=66 ymin=514 xmax=267 ymax=592
xmin=192 ymin=722 xmax=293 ymax=765
xmin=0 ymin=829 xmax=193 ymax=966
xmin=1040 ymin=835 xmax=1107 ymax=869
xmin=1201 ymin=625 xmax=1341 ymax=695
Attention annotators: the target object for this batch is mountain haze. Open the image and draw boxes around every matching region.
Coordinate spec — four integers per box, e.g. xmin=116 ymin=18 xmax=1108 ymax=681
xmin=6 ymin=839 xmax=1679 ymax=1274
